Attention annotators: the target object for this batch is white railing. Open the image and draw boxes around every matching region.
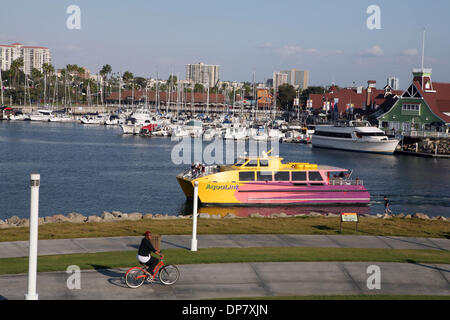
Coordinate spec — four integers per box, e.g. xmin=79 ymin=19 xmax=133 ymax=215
xmin=329 ymin=179 xmax=364 ymax=186
xmin=407 ymin=131 xmax=449 ymax=138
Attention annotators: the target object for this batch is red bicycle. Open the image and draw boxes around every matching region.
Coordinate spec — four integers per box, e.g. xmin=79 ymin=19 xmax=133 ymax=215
xmin=125 ymin=254 xmax=180 ymax=288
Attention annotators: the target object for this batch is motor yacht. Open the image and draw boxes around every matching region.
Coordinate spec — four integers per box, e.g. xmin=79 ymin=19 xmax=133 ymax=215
xmin=311 ymin=121 xmax=399 ymax=154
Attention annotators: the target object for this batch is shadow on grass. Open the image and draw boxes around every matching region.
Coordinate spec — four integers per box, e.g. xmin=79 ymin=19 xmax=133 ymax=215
xmin=312 ymin=225 xmax=334 ymax=231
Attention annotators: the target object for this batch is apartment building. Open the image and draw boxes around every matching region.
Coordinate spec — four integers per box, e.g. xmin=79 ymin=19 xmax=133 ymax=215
xmin=0 ymin=42 xmax=51 ymax=75
xmin=186 ymin=62 xmax=220 ymax=88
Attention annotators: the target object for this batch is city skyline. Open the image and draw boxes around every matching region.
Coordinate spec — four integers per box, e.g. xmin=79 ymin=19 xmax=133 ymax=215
xmin=1 ymin=0 xmax=450 ymax=89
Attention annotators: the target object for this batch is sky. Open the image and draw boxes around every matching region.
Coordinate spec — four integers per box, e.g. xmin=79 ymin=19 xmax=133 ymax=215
xmin=1 ymin=0 xmax=450 ymax=89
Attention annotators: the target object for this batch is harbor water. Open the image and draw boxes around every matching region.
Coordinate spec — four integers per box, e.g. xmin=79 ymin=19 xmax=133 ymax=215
xmin=0 ymin=121 xmax=449 ymax=220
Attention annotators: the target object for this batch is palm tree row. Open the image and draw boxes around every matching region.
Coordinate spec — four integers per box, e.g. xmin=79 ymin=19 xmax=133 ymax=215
xmin=1 ymin=62 xmax=261 ymax=109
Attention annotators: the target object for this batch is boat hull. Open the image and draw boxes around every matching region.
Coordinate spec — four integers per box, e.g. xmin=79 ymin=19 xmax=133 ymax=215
xmin=311 ymin=136 xmax=399 ymax=154
xmin=177 ymin=178 xmax=370 ymax=206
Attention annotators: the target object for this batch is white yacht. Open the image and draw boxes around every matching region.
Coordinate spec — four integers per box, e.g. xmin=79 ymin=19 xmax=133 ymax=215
xmin=184 ymin=119 xmax=203 ymax=138
xmin=130 ymin=107 xmax=152 ymax=124
xmin=49 ymin=113 xmax=73 ymax=122
xmin=311 ymin=121 xmax=399 ymax=154
xmin=120 ymin=117 xmax=142 ymax=134
xmin=80 ymin=114 xmax=105 ymax=124
xmin=249 ymin=126 xmax=269 ymax=141
xmin=224 ymin=126 xmax=247 ymax=140
xmin=29 ymin=109 xmax=52 ymax=122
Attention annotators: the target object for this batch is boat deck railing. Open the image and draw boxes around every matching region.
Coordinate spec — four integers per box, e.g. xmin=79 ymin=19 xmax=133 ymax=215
xmin=181 ymin=165 xmax=220 ymax=180
xmin=329 ymin=179 xmax=363 ymax=186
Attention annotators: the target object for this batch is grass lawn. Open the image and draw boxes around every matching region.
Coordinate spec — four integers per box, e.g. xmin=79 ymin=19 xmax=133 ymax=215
xmin=0 ymin=216 xmax=449 ymax=242
xmin=1 ymin=247 xmax=449 ymax=275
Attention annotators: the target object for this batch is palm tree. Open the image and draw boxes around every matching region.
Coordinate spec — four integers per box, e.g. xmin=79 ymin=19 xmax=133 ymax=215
xmin=10 ymin=57 xmax=24 ymax=87
xmin=42 ymin=63 xmax=55 ymax=105
xmin=99 ymin=64 xmax=112 ymax=105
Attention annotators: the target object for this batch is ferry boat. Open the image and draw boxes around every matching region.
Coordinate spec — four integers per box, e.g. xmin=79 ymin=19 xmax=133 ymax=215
xmin=176 ymin=151 xmax=370 ymax=206
xmin=311 ymin=120 xmax=399 ymax=154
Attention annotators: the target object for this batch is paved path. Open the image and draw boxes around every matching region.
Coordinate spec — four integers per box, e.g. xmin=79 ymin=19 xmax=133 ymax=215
xmin=1 ymin=235 xmax=449 ymax=300
xmin=1 ymin=262 xmax=449 ymax=300
xmin=1 ymin=234 xmax=449 ymax=259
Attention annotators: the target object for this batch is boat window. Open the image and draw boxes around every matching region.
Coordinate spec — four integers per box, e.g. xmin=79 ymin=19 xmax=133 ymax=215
xmin=239 ymin=171 xmax=255 ymax=181
xmin=274 ymin=171 xmax=290 ymax=181
xmin=259 ymin=160 xmax=269 ymax=167
xmin=308 ymin=171 xmax=324 ymax=181
xmin=310 ymin=182 xmax=325 ymax=186
xmin=292 ymin=171 xmax=307 ymax=181
xmin=257 ymin=171 xmax=273 ymax=181
xmin=314 ymin=131 xmax=352 ymax=139
xmin=360 ymin=132 xmax=386 ymax=137
xmin=245 ymin=160 xmax=258 ymax=167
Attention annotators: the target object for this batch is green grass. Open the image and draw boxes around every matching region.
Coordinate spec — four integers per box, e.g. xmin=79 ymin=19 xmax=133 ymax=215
xmin=1 ymin=247 xmax=449 ymax=275
xmin=0 ymin=216 xmax=449 ymax=242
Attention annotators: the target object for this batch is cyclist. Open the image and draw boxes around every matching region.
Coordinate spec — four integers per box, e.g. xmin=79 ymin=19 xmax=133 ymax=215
xmin=137 ymin=231 xmax=161 ymax=277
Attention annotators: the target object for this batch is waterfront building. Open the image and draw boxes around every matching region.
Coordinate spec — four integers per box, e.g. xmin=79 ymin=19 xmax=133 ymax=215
xmin=0 ymin=42 xmax=51 ymax=75
xmin=256 ymin=87 xmax=273 ymax=109
xmin=280 ymin=69 xmax=309 ymax=89
xmin=308 ymin=80 xmax=402 ymax=114
xmin=186 ymin=62 xmax=220 ymax=88
xmin=377 ymin=69 xmax=450 ymax=134
xmin=106 ymin=90 xmax=225 ymax=110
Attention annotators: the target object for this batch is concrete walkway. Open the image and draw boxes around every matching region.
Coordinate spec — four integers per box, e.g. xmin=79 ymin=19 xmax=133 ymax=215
xmin=1 ymin=235 xmax=449 ymax=300
xmin=1 ymin=262 xmax=449 ymax=300
xmin=1 ymin=234 xmax=449 ymax=259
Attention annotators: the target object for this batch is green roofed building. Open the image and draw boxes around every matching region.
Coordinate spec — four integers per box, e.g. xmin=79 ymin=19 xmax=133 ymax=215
xmin=377 ymin=69 xmax=450 ymax=136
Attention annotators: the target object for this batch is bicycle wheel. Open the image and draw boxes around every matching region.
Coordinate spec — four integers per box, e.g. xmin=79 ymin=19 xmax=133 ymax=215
xmin=125 ymin=267 xmax=146 ymax=288
xmin=159 ymin=265 xmax=180 ymax=285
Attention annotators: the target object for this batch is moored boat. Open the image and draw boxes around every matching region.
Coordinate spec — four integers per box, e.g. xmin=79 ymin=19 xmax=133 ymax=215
xmin=176 ymin=151 xmax=370 ymax=206
xmin=311 ymin=120 xmax=399 ymax=154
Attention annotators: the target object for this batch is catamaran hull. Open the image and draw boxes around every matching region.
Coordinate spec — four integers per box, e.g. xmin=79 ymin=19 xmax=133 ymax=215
xmin=177 ymin=178 xmax=370 ymax=206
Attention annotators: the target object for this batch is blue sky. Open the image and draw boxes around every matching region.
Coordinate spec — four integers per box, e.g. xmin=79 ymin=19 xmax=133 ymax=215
xmin=1 ymin=0 xmax=449 ymax=89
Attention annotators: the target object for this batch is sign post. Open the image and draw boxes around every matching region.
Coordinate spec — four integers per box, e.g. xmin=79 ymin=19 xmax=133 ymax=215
xmin=340 ymin=212 xmax=359 ymax=232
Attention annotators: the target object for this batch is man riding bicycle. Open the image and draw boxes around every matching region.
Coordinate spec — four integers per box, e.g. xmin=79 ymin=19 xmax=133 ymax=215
xmin=137 ymin=231 xmax=161 ymax=277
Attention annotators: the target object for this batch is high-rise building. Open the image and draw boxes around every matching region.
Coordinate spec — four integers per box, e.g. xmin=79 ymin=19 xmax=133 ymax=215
xmin=186 ymin=62 xmax=220 ymax=88
xmin=387 ymin=76 xmax=399 ymax=90
xmin=0 ymin=42 xmax=51 ymax=75
xmin=280 ymin=69 xmax=309 ymax=89
xmin=273 ymin=72 xmax=288 ymax=90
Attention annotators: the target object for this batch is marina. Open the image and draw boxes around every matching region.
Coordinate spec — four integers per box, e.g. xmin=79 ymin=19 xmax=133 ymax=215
xmin=0 ymin=120 xmax=449 ymax=220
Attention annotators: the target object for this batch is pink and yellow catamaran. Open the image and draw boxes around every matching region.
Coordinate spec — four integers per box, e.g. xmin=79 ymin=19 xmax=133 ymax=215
xmin=176 ymin=151 xmax=370 ymax=206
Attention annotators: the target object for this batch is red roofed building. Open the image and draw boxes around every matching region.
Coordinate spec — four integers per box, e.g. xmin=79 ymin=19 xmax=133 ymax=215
xmin=106 ymin=90 xmax=225 ymax=106
xmin=377 ymin=69 xmax=450 ymax=135
xmin=308 ymin=80 xmax=402 ymax=115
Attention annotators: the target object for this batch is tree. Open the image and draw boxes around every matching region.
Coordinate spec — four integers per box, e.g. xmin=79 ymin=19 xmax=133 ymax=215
xmin=193 ymin=83 xmax=204 ymax=93
xmin=100 ymin=64 xmax=112 ymax=78
xmin=99 ymin=64 xmax=112 ymax=104
xmin=277 ymin=83 xmax=296 ymax=110
xmin=122 ymin=71 xmax=134 ymax=83
xmin=167 ymin=75 xmax=177 ymax=87
xmin=10 ymin=57 xmax=24 ymax=87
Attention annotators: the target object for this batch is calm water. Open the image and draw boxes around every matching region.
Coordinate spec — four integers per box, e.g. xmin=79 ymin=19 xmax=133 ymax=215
xmin=0 ymin=121 xmax=449 ymax=220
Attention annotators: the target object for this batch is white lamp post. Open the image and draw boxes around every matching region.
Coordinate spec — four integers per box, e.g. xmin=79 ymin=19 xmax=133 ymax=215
xmin=25 ymin=173 xmax=40 ymax=300
xmin=191 ymin=181 xmax=199 ymax=251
